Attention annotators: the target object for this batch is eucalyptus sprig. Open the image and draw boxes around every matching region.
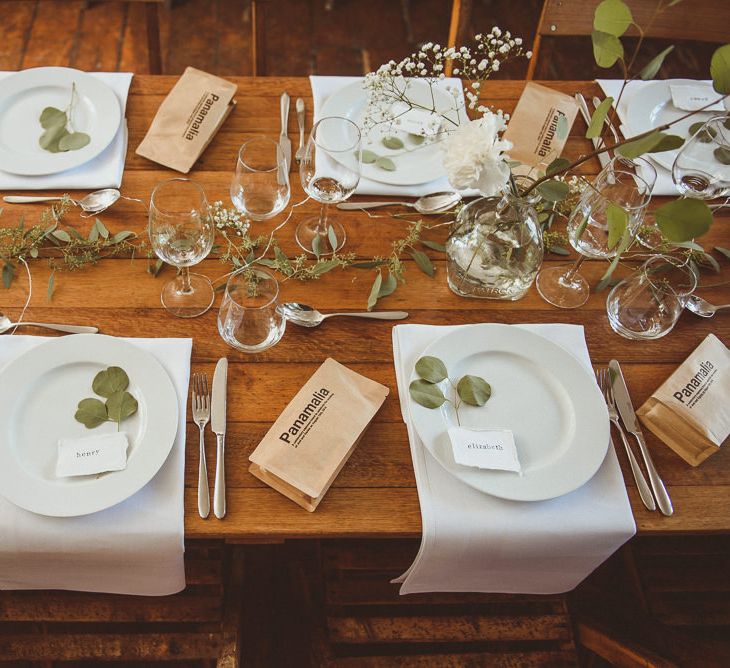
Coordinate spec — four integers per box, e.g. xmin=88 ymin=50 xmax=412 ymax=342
xmin=409 ymin=355 xmax=492 ymax=425
xmin=75 ymin=366 xmax=138 ymax=430
xmin=38 ymin=84 xmax=91 ymax=153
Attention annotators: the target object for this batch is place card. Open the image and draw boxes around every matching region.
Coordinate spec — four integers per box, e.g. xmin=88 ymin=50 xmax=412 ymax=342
xmin=638 ymin=333 xmax=729 ymax=466
xmin=249 ymin=359 xmax=389 ymax=511
xmin=448 ymin=426 xmax=521 ymax=473
xmin=56 ymin=432 xmax=128 ymax=478
xmin=669 ymin=83 xmax=725 ymax=112
xmin=388 ymin=101 xmax=442 ymax=136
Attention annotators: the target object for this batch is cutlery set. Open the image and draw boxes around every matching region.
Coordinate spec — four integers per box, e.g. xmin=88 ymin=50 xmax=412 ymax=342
xmin=191 ymin=357 xmax=228 ymax=519
xmin=599 ymin=359 xmax=673 ymax=516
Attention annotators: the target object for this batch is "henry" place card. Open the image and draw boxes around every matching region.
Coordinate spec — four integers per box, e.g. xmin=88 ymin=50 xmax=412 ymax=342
xmin=56 ymin=432 xmax=128 ymax=478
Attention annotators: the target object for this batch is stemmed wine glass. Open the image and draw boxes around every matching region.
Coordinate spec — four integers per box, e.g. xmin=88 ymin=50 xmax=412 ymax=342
xmin=296 ymin=116 xmax=362 ymax=255
xmin=535 ymin=156 xmax=656 ymax=309
xmin=149 ymin=178 xmax=215 ymax=318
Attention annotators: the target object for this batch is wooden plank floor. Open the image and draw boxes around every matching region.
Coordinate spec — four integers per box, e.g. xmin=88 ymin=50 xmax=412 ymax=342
xmin=0 ymin=0 xmax=719 ymax=78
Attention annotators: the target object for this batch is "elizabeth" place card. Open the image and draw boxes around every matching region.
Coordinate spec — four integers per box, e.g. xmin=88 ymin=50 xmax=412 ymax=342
xmin=448 ymin=426 xmax=521 ymax=473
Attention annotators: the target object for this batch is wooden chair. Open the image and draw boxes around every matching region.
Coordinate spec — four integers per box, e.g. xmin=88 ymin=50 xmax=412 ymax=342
xmin=527 ymin=0 xmax=729 ymax=80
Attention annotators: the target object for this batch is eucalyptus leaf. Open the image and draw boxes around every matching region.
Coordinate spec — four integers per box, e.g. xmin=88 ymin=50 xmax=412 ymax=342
xmin=606 ymin=202 xmax=628 ymax=250
xmin=30 ymin=246 xmax=38 ymax=258
xmin=715 ymin=246 xmax=730 ymax=261
xmin=408 ymin=379 xmax=446 ymax=409
xmin=95 ymin=218 xmax=109 ymax=239
xmin=112 ymin=231 xmax=135 ymax=243
xmin=415 ymin=356 xmax=448 ymax=384
xmin=75 ymin=398 xmax=108 ymax=429
xmin=310 ymin=259 xmax=340 ymax=275
xmin=88 ymin=222 xmax=99 ymax=242
xmin=367 ymin=272 xmax=382 ymax=311
xmin=655 ymin=198 xmax=712 ymax=242
xmin=593 ymin=0 xmax=633 ymax=36
xmin=639 ymin=45 xmax=674 ymax=80
xmin=327 ymin=225 xmax=338 ymax=251
xmin=2 ymin=262 xmax=15 ymax=289
xmin=456 ymin=375 xmax=492 ymax=406
xmin=421 ymin=239 xmax=446 ymax=252
xmin=47 ymin=271 xmax=55 ymax=301
xmin=39 ymin=107 xmax=67 ymax=129
xmin=689 ymin=122 xmax=717 ymax=142
xmin=39 ymin=123 xmax=67 ymax=152
xmin=409 ymin=133 xmax=425 ymax=145
xmin=548 ymin=245 xmax=570 ymax=256
xmin=546 ymin=157 xmax=571 ymax=176
xmin=586 ymin=97 xmax=614 ymax=139
xmin=360 ymin=149 xmax=378 ymax=164
xmin=58 ymin=132 xmax=91 ymax=151
xmin=616 ymin=131 xmax=684 ymax=159
xmin=714 ymin=147 xmax=730 ymax=165
xmin=536 ymin=179 xmax=569 ymax=202
xmin=377 ymin=271 xmax=397 ymax=297
xmin=52 ymin=229 xmax=71 ymax=242
xmin=311 ymin=234 xmax=321 ymax=259
xmin=376 ymin=156 xmax=397 ymax=171
xmin=382 ymin=136 xmax=404 ymax=150
xmin=410 ymin=249 xmax=435 ymax=276
xmin=92 ymin=366 xmax=129 ymax=398
xmin=591 ymin=30 xmax=624 ymax=68
xmin=106 ymin=391 xmax=138 ymax=425
xmin=351 ymin=260 xmax=389 ymax=269
xmin=711 ymin=43 xmax=730 ymax=94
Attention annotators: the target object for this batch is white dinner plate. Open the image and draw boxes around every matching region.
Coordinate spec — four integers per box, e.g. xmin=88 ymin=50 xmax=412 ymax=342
xmin=320 ymin=79 xmax=457 ymax=186
xmin=0 ymin=67 xmax=121 ymax=176
xmin=0 ymin=335 xmax=179 ymax=517
xmin=624 ymin=79 xmax=729 ymax=172
xmin=409 ymin=324 xmax=609 ymax=501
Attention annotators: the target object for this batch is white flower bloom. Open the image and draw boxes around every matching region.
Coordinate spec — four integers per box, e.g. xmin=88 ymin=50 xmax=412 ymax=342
xmin=477 ymin=59 xmax=488 ymax=71
xmin=442 ymin=112 xmax=512 ymax=197
xmin=515 ymin=37 xmax=523 ymax=45
xmin=526 ymin=50 xmax=533 ymax=58
xmin=492 ymin=61 xmax=500 ymax=71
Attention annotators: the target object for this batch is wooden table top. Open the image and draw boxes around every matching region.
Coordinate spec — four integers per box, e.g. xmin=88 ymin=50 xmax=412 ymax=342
xmin=2 ymin=77 xmax=728 ymax=541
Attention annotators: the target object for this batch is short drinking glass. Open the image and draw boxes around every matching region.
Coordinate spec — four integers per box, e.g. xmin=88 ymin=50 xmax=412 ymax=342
xmin=218 ymin=268 xmax=286 ymax=353
xmin=230 ymin=136 xmax=290 ymax=220
xmin=149 ymin=178 xmax=215 ymax=318
xmin=606 ymin=254 xmax=697 ymax=340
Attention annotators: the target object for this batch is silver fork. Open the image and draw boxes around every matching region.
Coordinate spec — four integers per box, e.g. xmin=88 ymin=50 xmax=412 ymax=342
xmin=191 ymin=373 xmax=211 ymax=519
xmin=592 ymin=96 xmax=621 ymax=155
xmin=597 ymin=368 xmax=656 ymax=511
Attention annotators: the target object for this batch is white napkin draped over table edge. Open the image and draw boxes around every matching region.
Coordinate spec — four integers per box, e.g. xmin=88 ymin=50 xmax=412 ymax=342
xmin=392 ymin=323 xmax=636 ymax=595
xmin=596 ymin=79 xmax=714 ymax=196
xmin=0 ymin=335 xmax=191 ymax=596
xmin=0 ymin=72 xmax=133 ymax=191
xmin=309 ymin=75 xmax=477 ymax=198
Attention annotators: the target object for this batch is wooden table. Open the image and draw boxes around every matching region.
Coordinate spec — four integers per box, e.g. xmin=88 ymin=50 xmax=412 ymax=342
xmin=3 ymin=77 xmax=729 ymax=543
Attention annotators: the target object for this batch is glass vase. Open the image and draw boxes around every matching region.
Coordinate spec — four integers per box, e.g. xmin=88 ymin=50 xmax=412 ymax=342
xmin=446 ymin=192 xmax=543 ymax=300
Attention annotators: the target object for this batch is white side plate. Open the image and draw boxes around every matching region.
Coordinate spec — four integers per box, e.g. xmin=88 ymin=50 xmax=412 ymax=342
xmin=0 ymin=335 xmax=178 ymax=516
xmin=409 ymin=324 xmax=609 ymax=501
xmin=0 ymin=67 xmax=121 ymax=176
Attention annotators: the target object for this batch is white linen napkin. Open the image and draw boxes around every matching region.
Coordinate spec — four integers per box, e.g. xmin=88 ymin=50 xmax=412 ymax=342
xmin=310 ymin=75 xmax=472 ymax=197
xmin=393 ymin=323 xmax=636 ymax=594
xmin=596 ymin=79 xmax=715 ymax=196
xmin=0 ymin=335 xmax=191 ymax=596
xmin=0 ymin=72 xmax=133 ymax=191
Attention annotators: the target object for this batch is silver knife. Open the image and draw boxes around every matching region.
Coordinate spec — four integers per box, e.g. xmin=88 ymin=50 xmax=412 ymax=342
xmin=211 ymin=357 xmax=228 ymax=519
xmin=279 ymin=91 xmax=292 ymax=172
xmin=575 ymin=93 xmax=610 ymax=171
xmin=609 ymin=360 xmax=674 ymax=516
xmin=295 ymin=97 xmax=306 ymax=163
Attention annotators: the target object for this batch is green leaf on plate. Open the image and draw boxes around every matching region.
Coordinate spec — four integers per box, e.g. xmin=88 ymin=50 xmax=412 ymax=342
xmin=409 ymin=379 xmax=446 ymax=409
xmin=415 ymin=356 xmax=448 ymax=383
xmin=409 ymin=133 xmax=425 ymax=145
xmin=39 ymin=107 xmax=67 ymax=129
xmin=714 ymin=147 xmax=730 ymax=165
xmin=456 ymin=375 xmax=492 ymax=406
xmin=58 ymin=132 xmax=90 ymax=151
xmin=382 ymin=136 xmax=404 ymax=150
xmin=75 ymin=398 xmax=108 ymax=429
xmin=688 ymin=121 xmax=717 ymax=142
xmin=106 ymin=391 xmax=138 ymax=425
xmin=375 ymin=156 xmax=396 ymax=171
xmin=92 ymin=366 xmax=130 ymax=398
xmin=360 ymin=149 xmax=378 ymax=164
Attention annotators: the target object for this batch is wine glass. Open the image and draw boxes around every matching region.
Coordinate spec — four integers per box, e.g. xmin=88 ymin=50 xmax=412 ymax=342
xmin=296 ymin=116 xmax=361 ymax=255
xmin=230 ymin=136 xmax=290 ymax=221
xmin=673 ymin=114 xmax=730 ymax=199
xmin=149 ymin=178 xmax=215 ymax=318
xmin=535 ymin=157 xmax=656 ymax=309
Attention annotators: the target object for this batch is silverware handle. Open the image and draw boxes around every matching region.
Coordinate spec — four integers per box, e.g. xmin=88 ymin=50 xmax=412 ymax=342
xmin=613 ymin=422 xmax=655 ymax=511
xmin=296 ymin=99 xmax=305 ymax=146
xmin=214 ymin=433 xmax=226 ymax=519
xmin=634 ymin=431 xmax=673 ymax=516
xmin=326 ymin=311 xmax=409 ymax=320
xmin=713 ymin=304 xmax=730 ymax=311
xmin=3 ymin=196 xmax=65 ymax=204
xmin=337 ymin=201 xmax=413 ymax=210
xmin=198 ymin=426 xmax=210 ymax=519
xmin=16 ymin=322 xmax=98 ymax=334
xmin=280 ymin=91 xmax=290 ymax=134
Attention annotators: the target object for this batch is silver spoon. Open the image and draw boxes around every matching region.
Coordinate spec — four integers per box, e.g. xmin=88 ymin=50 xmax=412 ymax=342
xmin=685 ymin=295 xmax=730 ymax=317
xmin=336 ymin=191 xmax=461 ymax=214
xmin=279 ymin=302 xmax=408 ymax=328
xmin=0 ymin=314 xmax=98 ymax=335
xmin=3 ymin=189 xmax=122 ymax=217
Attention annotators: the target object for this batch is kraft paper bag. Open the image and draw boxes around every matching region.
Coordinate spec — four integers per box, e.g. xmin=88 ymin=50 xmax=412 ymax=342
xmin=249 ymin=358 xmax=389 ymax=511
xmin=136 ymin=67 xmax=237 ymax=173
xmin=637 ymin=334 xmax=730 ymax=466
xmin=502 ymin=82 xmax=579 ymax=175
